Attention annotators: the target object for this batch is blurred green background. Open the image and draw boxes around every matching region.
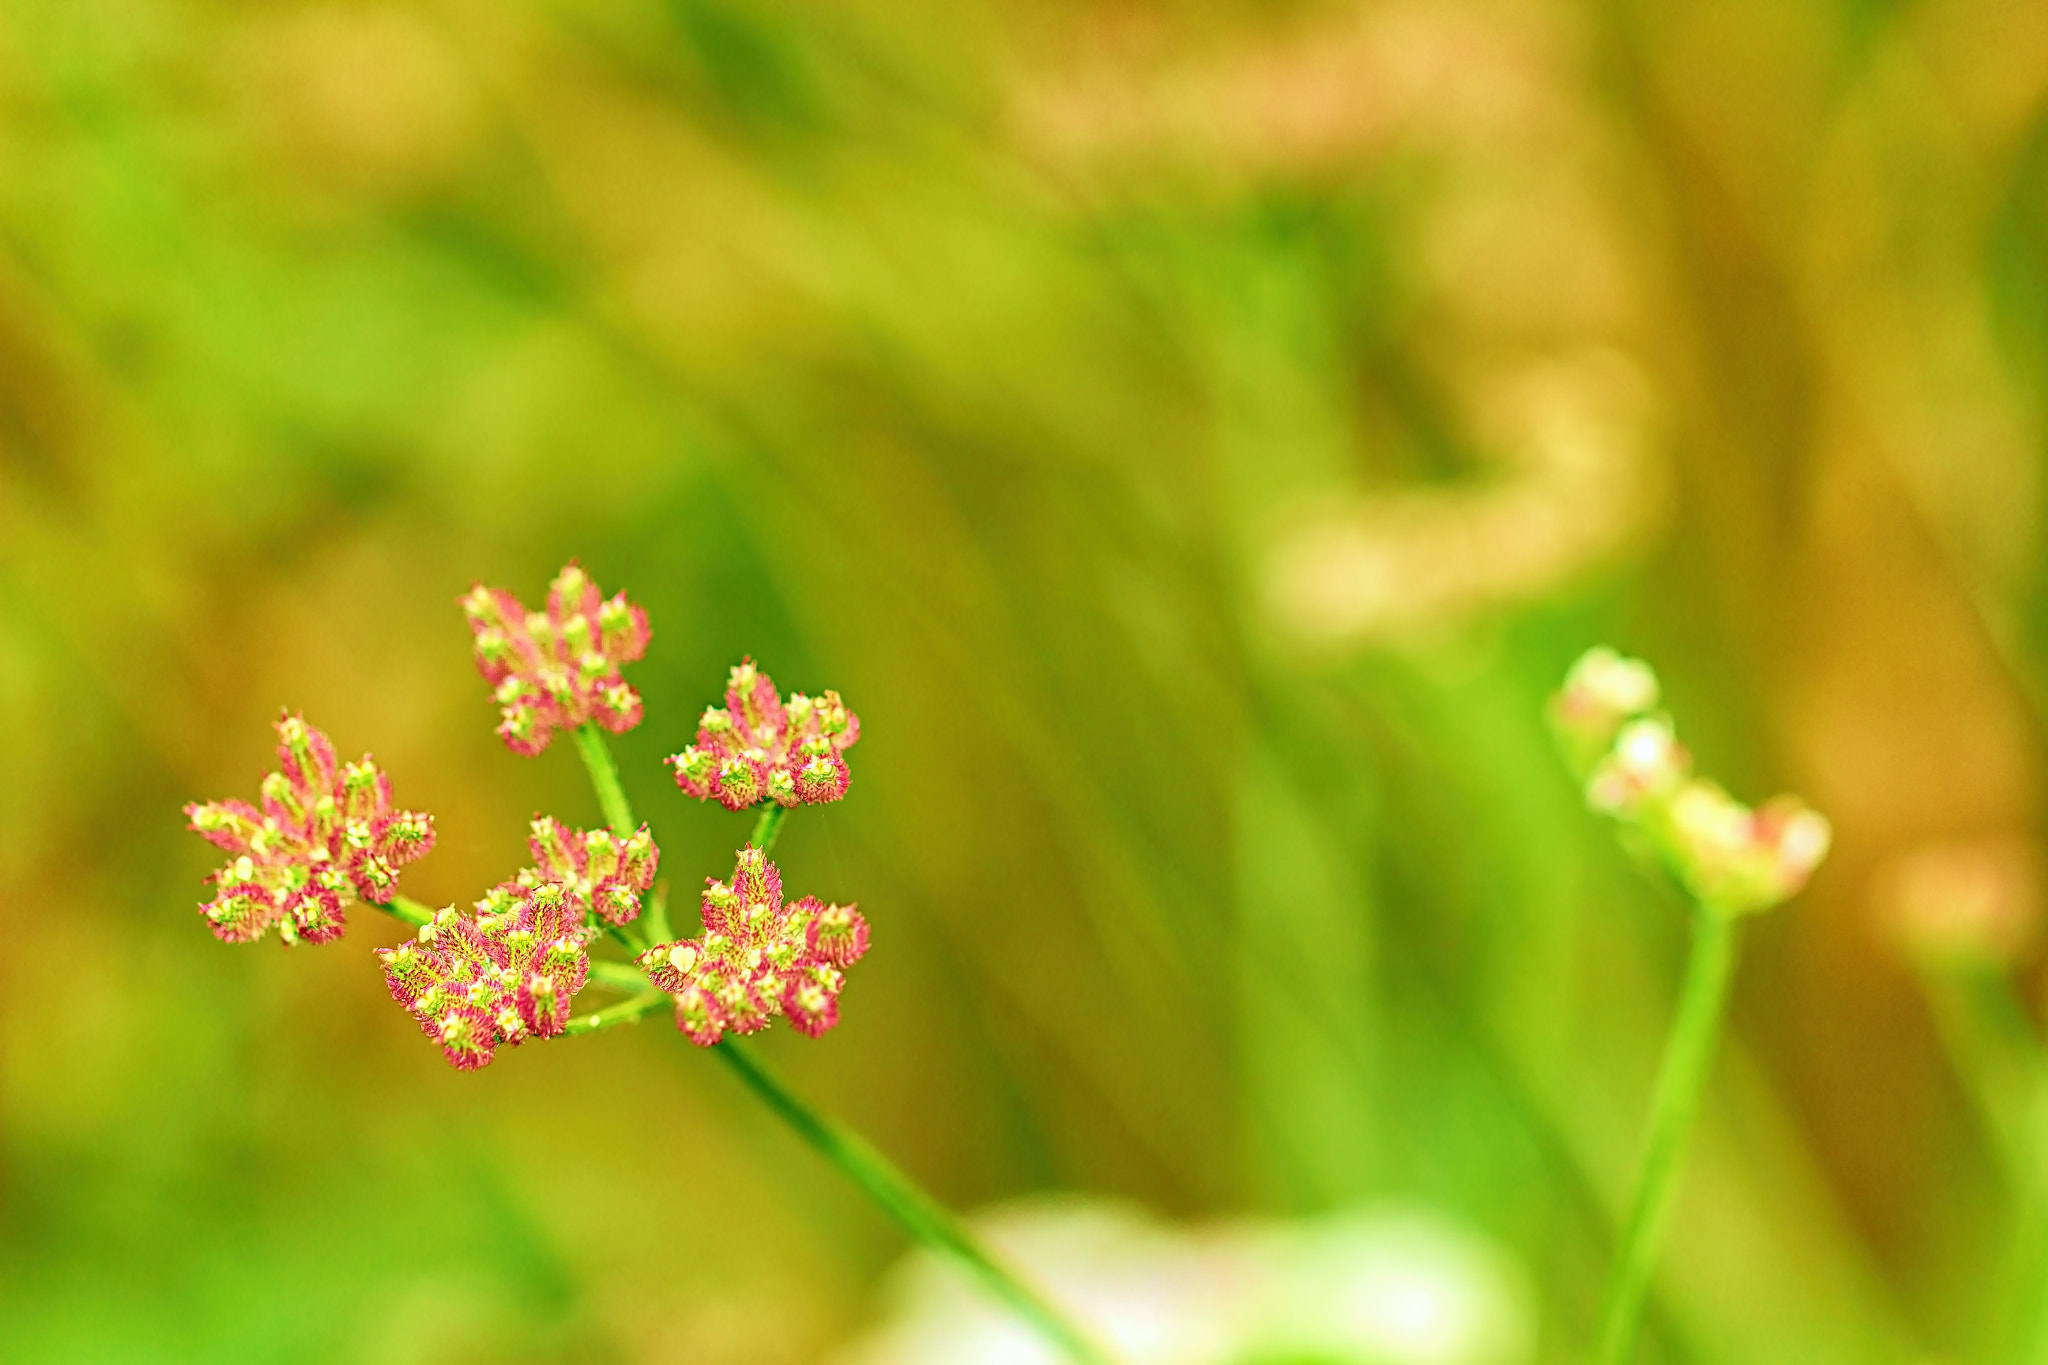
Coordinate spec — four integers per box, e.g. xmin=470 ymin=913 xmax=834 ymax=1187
xmin=5 ymin=0 xmax=2048 ymax=1361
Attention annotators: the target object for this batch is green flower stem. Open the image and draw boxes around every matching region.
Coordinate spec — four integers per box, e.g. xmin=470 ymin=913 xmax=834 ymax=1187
xmin=587 ymin=959 xmax=650 ymax=992
xmin=750 ymin=803 xmax=787 ymax=855
xmin=543 ymin=730 xmax=1102 ymax=1358
xmin=566 ymin=991 xmax=665 ymax=1034
xmin=709 ymin=1036 xmax=1115 ymax=1365
xmin=1594 ymin=905 xmax=1741 ymax=1365
xmin=386 ymin=894 xmax=436 ymax=928
xmin=574 ymin=722 xmax=671 ymax=944
xmin=574 ymin=722 xmax=637 ymax=834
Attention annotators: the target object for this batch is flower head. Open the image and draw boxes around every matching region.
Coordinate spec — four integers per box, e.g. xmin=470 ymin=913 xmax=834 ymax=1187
xmin=1552 ymin=646 xmax=1831 ymax=916
xmin=1651 ymin=784 xmax=1831 ymax=915
xmin=1550 ymin=645 xmax=1661 ymax=775
xmin=513 ymin=815 xmax=660 ymax=927
xmin=462 ymin=561 xmax=651 ymax=756
xmin=185 ymin=712 xmax=436 ymax=946
xmin=635 ymin=845 xmax=869 ymax=1044
xmin=376 ymin=882 xmax=595 ymax=1070
xmin=1585 ymin=717 xmax=1690 ymax=816
xmin=669 ymin=658 xmax=860 ymax=811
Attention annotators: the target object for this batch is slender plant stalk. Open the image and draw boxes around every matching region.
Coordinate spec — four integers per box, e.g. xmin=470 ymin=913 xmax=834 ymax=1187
xmin=574 ymin=722 xmax=637 ymax=835
xmin=566 ymin=991 xmax=665 ymax=1033
xmin=387 ymin=893 xmax=436 ymax=928
xmin=1594 ymin=906 xmax=1740 ymax=1365
xmin=711 ymin=1036 xmax=1114 ymax=1365
xmin=750 ymin=802 xmax=787 ymax=855
xmin=562 ymin=727 xmax=1111 ymax=1363
xmin=575 ymin=723 xmax=670 ymax=943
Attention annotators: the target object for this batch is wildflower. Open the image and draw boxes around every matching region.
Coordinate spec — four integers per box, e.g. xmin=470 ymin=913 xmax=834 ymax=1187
xmin=376 ymin=881 xmax=594 ymax=1070
xmin=1550 ymin=645 xmax=1661 ymax=774
xmin=1652 ymin=784 xmax=1831 ymax=915
xmin=636 ymin=845 xmax=869 ymax=1044
xmin=185 ymin=712 xmax=436 ymax=946
xmin=1585 ymin=717 xmax=1689 ymax=816
xmin=512 ymin=815 xmax=660 ymax=927
xmin=461 ymin=561 xmax=652 ymax=756
xmin=669 ymin=659 xmax=860 ymax=811
xmin=1553 ymin=646 xmax=1831 ymax=916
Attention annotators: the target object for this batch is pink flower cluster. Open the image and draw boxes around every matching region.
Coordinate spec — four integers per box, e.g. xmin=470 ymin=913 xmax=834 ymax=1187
xmin=516 ymin=815 xmax=659 ymax=928
xmin=377 ymin=884 xmax=594 ymax=1070
xmin=185 ymin=713 xmax=435 ymax=947
xmin=636 ymin=846 xmax=869 ymax=1045
xmin=1551 ymin=646 xmax=1831 ymax=915
xmin=669 ymin=659 xmax=860 ymax=811
xmin=462 ymin=562 xmax=651 ymax=757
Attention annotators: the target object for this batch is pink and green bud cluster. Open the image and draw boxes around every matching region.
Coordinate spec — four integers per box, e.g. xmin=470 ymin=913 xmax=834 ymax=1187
xmin=185 ymin=712 xmax=436 ymax=947
xmin=376 ymin=882 xmax=594 ymax=1070
xmin=1550 ymin=646 xmax=1662 ymax=775
xmin=1552 ymin=647 xmax=1832 ymax=916
xmin=635 ymin=846 xmax=869 ymax=1045
xmin=514 ymin=815 xmax=660 ymax=927
xmin=462 ymin=561 xmax=652 ymax=756
xmin=669 ymin=658 xmax=860 ymax=811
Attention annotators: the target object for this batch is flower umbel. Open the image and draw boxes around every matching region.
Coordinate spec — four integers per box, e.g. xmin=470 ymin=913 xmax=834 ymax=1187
xmin=462 ymin=561 xmax=652 ymax=756
xmin=669 ymin=658 xmax=860 ymax=811
xmin=185 ymin=712 xmax=436 ymax=946
xmin=1551 ymin=646 xmax=1831 ymax=916
xmin=377 ymin=882 xmax=595 ymax=1070
xmin=637 ymin=845 xmax=869 ymax=1044
xmin=515 ymin=815 xmax=659 ymax=927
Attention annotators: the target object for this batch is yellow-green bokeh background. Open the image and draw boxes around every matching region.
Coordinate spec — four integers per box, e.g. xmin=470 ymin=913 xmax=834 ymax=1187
xmin=5 ymin=1 xmax=2048 ymax=1361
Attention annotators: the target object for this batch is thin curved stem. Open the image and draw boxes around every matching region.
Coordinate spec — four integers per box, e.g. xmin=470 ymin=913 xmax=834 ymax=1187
xmin=385 ymin=894 xmax=436 ymax=929
xmin=587 ymin=959 xmax=651 ymax=992
xmin=1593 ymin=907 xmax=1741 ymax=1365
xmin=750 ymin=803 xmax=787 ymax=856
xmin=568 ymin=727 xmax=1100 ymax=1356
xmin=574 ymin=722 xmax=638 ymax=834
xmin=710 ymin=1037 xmax=1115 ymax=1365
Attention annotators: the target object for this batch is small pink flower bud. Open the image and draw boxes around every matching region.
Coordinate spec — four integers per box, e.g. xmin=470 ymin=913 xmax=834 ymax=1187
xmin=781 ymin=964 xmax=844 ymax=1038
xmin=462 ymin=563 xmax=652 ymax=756
xmin=673 ymin=983 xmax=728 ymax=1046
xmin=519 ymin=971 xmax=570 ymax=1038
xmin=1586 ymin=718 xmax=1690 ymax=815
xmin=668 ymin=660 xmax=862 ymax=811
xmin=804 ymin=900 xmax=869 ymax=968
xmin=185 ymin=713 xmax=436 ymax=947
xmin=285 ymin=884 xmax=347 ymax=945
xmin=435 ymin=1006 xmax=497 ymax=1071
xmin=1652 ymin=781 xmax=1832 ymax=914
xmin=1551 ymin=647 xmax=1661 ymax=774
